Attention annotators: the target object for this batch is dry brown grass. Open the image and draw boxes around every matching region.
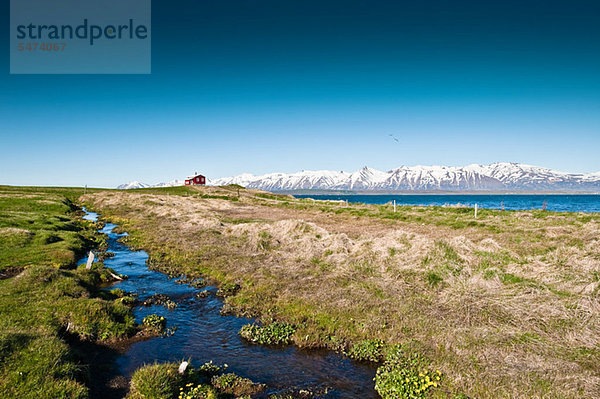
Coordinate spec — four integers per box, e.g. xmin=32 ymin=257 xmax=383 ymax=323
xmin=83 ymin=187 xmax=600 ymax=398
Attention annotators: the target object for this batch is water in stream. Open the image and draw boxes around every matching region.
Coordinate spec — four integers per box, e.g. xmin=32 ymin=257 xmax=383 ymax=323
xmin=82 ymin=209 xmax=378 ymax=398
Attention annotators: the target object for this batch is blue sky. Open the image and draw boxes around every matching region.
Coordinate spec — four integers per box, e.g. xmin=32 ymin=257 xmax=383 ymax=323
xmin=1 ymin=0 xmax=599 ymax=187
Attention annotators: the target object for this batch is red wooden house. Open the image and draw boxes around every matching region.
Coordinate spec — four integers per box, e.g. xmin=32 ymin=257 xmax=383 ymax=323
xmin=185 ymin=173 xmax=206 ymax=186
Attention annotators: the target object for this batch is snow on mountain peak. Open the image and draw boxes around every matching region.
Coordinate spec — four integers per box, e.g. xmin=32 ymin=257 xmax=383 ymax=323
xmin=116 ymin=181 xmax=151 ymax=190
xmin=118 ymin=163 xmax=600 ymax=192
xmin=209 ymin=163 xmax=600 ymax=192
xmin=117 ymin=179 xmax=184 ymax=190
xmin=152 ymin=179 xmax=186 ymax=188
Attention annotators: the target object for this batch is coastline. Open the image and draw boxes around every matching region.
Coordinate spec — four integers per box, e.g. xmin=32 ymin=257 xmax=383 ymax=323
xmin=276 ymin=190 xmax=600 ymax=195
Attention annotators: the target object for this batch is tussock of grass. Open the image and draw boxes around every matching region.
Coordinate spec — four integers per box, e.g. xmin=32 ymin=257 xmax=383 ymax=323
xmin=129 ymin=362 xmax=185 ymax=399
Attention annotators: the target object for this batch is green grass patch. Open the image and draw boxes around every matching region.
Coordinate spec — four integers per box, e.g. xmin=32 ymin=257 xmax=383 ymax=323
xmin=0 ymin=265 xmax=137 ymax=397
xmin=426 ymin=271 xmax=443 ymax=286
xmin=345 ymin=339 xmax=386 ymax=362
xmin=0 ymin=191 xmax=104 ymax=271
xmin=422 ymin=241 xmax=464 ymax=278
xmin=129 ymin=362 xmax=185 ymax=399
xmin=500 ymin=272 xmax=525 ymax=285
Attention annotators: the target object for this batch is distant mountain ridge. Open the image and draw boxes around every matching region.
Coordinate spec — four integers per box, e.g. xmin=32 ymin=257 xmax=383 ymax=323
xmin=118 ymin=163 xmax=600 ymax=192
xmin=116 ymin=179 xmax=185 ymax=190
xmin=211 ymin=163 xmax=600 ymax=192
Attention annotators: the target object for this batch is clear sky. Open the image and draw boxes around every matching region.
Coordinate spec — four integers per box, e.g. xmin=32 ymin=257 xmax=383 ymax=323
xmin=1 ymin=0 xmax=599 ymax=187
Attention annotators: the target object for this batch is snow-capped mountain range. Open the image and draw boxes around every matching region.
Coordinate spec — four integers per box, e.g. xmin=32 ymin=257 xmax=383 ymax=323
xmin=118 ymin=163 xmax=600 ymax=192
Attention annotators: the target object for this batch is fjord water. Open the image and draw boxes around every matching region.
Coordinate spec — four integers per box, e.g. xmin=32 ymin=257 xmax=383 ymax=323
xmin=295 ymin=194 xmax=600 ymax=213
xmin=82 ymin=210 xmax=378 ymax=398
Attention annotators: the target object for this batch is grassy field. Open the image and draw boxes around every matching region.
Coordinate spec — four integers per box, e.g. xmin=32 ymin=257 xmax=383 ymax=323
xmin=82 ymin=185 xmax=600 ymax=399
xmin=0 ymin=186 xmax=107 ymax=274
xmin=0 ymin=186 xmax=137 ymax=398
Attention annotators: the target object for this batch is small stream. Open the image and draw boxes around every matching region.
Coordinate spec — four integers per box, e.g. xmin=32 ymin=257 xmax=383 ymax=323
xmin=81 ymin=209 xmax=378 ymax=398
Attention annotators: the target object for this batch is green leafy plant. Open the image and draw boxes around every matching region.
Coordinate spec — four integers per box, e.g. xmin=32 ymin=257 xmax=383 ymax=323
xmin=164 ymin=299 xmax=177 ymax=309
xmin=196 ymin=360 xmax=227 ymax=380
xmin=374 ymin=344 xmax=441 ymax=399
xmin=116 ymin=295 xmax=136 ymax=305
xmin=142 ymin=314 xmax=166 ymax=332
xmin=211 ymin=373 xmax=265 ymax=396
xmin=239 ymin=322 xmax=296 ymax=345
xmin=346 ymin=339 xmax=386 ymax=362
xmin=110 ymin=288 xmax=127 ymax=297
xmin=178 ymin=383 xmax=218 ymax=399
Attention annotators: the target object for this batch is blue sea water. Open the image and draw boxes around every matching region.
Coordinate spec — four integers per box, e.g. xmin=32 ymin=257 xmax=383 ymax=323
xmin=294 ymin=194 xmax=600 ymax=213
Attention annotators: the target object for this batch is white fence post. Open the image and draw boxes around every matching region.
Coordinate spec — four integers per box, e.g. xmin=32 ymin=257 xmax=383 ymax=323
xmin=393 ymin=200 xmax=396 ymax=213
xmin=474 ymin=203 xmax=478 ymax=218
